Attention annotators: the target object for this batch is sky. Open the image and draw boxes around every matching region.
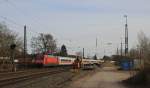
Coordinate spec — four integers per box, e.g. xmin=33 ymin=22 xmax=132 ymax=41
xmin=0 ymin=0 xmax=150 ymax=58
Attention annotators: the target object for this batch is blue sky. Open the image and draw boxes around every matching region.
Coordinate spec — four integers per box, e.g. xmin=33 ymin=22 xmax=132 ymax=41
xmin=0 ymin=0 xmax=150 ymax=57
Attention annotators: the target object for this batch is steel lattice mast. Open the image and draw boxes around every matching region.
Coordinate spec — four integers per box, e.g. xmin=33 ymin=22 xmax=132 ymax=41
xmin=124 ymin=15 xmax=128 ymax=56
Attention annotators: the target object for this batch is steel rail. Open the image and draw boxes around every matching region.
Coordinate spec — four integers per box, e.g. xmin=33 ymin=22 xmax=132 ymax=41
xmin=0 ymin=69 xmax=67 ymax=87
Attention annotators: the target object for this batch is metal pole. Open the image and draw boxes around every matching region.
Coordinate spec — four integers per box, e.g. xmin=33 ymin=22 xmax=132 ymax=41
xmin=82 ymin=48 xmax=84 ymax=59
xmin=124 ymin=15 xmax=128 ymax=56
xmin=24 ymin=25 xmax=27 ymax=68
xmin=139 ymin=49 xmax=142 ymax=70
xmin=117 ymin=47 xmax=119 ymax=55
xmin=12 ymin=49 xmax=15 ymax=71
xmin=96 ymin=37 xmax=98 ymax=58
xmin=121 ymin=39 xmax=123 ymax=57
xmin=10 ymin=44 xmax=16 ymax=71
xmin=104 ymin=49 xmax=106 ymax=56
xmin=10 ymin=48 xmax=14 ymax=71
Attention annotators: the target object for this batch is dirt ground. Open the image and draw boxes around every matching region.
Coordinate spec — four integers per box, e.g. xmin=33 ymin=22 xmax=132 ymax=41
xmin=65 ymin=67 xmax=131 ymax=88
xmin=1 ymin=65 xmax=137 ymax=88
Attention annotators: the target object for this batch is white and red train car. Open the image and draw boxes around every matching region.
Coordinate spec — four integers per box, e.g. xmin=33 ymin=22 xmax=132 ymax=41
xmin=34 ymin=54 xmax=75 ymax=66
xmin=34 ymin=54 xmax=100 ymax=67
xmin=58 ymin=56 xmax=75 ymax=65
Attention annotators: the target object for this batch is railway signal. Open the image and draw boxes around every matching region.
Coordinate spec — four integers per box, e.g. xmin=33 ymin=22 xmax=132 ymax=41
xmin=10 ymin=44 xmax=16 ymax=71
xmin=10 ymin=44 xmax=16 ymax=50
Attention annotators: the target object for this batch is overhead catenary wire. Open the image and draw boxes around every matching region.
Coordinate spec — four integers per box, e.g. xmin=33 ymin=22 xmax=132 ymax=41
xmin=0 ymin=16 xmax=41 ymax=54
xmin=0 ymin=15 xmax=40 ymax=36
xmin=1 ymin=0 xmax=63 ymax=40
xmin=0 ymin=15 xmax=24 ymax=27
xmin=5 ymin=0 xmax=51 ymax=32
xmin=0 ymin=16 xmax=46 ymax=55
xmin=1 ymin=1 xmax=92 ymax=55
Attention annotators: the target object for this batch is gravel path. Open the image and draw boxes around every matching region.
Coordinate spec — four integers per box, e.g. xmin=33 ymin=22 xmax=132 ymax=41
xmin=66 ymin=67 xmax=131 ymax=88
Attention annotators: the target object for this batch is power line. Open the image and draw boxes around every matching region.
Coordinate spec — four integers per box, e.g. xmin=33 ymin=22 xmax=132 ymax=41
xmin=0 ymin=15 xmax=40 ymax=35
xmin=4 ymin=0 xmax=27 ymax=17
xmin=0 ymin=15 xmax=23 ymax=27
xmin=5 ymin=0 xmax=50 ymax=31
xmin=2 ymin=0 xmax=57 ymax=39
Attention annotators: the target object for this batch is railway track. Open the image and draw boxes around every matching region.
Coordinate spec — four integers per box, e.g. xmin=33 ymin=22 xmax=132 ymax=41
xmin=0 ymin=68 xmax=47 ymax=78
xmin=0 ymin=67 xmax=70 ymax=87
xmin=0 ymin=66 xmax=71 ymax=78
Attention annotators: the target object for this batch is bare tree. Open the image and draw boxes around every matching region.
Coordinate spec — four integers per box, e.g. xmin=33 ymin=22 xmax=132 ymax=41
xmin=137 ymin=31 xmax=150 ymax=69
xmin=0 ymin=23 xmax=23 ymax=57
xmin=129 ymin=48 xmax=138 ymax=59
xmin=31 ymin=33 xmax=57 ymax=54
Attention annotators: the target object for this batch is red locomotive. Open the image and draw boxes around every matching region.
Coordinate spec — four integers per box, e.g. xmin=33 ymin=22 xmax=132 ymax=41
xmin=34 ymin=54 xmax=75 ymax=66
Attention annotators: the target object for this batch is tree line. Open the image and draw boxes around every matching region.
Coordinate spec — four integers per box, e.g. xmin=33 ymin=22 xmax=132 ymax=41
xmin=0 ymin=23 xmax=23 ymax=57
xmin=0 ymin=22 xmax=69 ymax=58
xmin=129 ymin=31 xmax=150 ymax=70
